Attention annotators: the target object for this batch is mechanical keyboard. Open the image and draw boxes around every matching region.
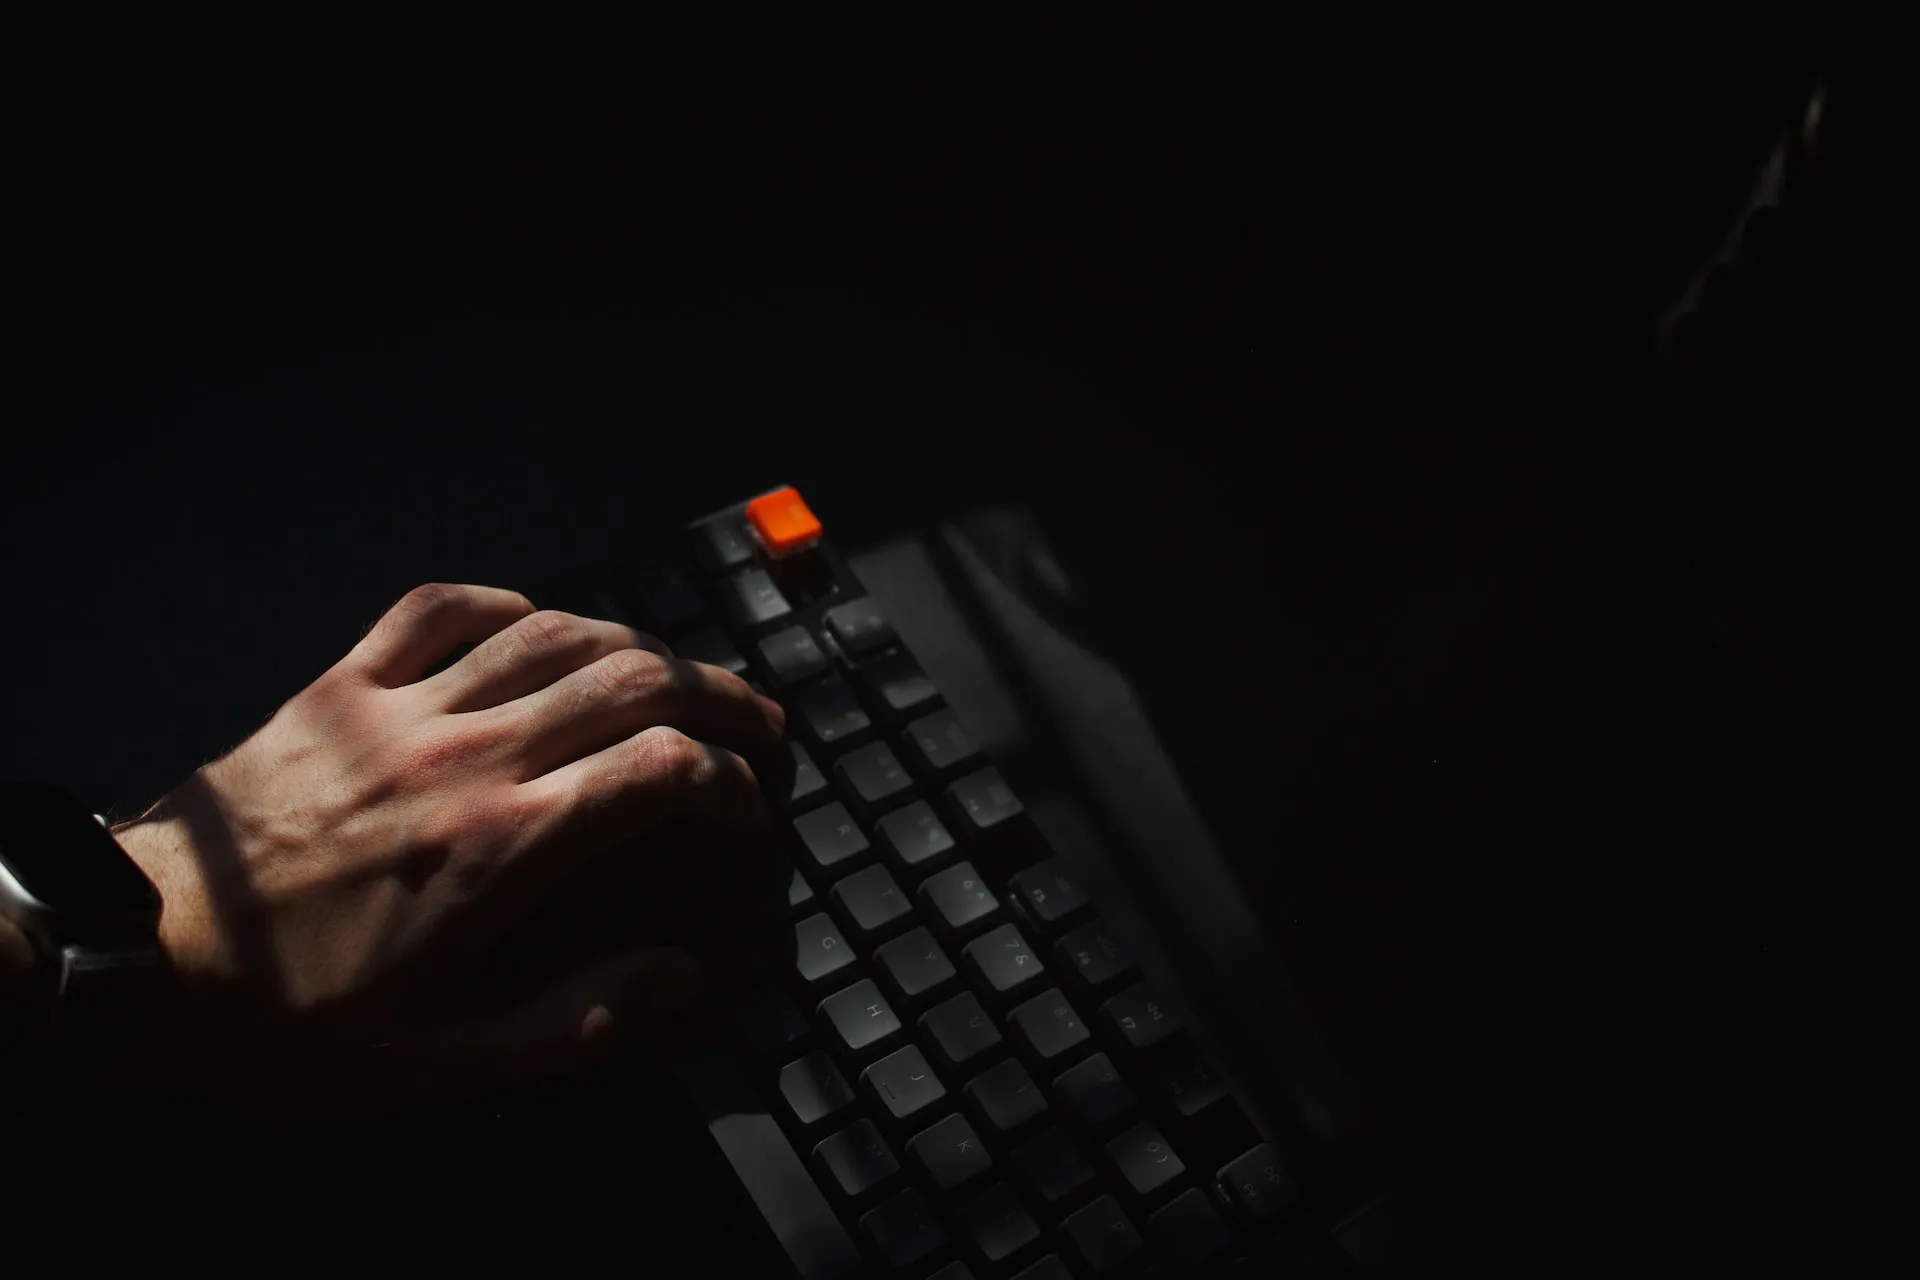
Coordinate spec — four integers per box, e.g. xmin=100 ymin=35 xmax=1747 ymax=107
xmin=551 ymin=487 xmax=1313 ymax=1279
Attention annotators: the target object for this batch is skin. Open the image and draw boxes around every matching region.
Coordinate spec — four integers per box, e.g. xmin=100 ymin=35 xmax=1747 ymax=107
xmin=67 ymin=582 xmax=785 ymax=1117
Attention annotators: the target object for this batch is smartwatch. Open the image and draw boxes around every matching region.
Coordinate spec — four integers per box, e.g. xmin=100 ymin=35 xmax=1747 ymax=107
xmin=0 ymin=781 xmax=165 ymax=1040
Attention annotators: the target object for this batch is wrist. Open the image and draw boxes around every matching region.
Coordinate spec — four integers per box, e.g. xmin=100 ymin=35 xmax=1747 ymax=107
xmin=112 ymin=810 xmax=217 ymax=985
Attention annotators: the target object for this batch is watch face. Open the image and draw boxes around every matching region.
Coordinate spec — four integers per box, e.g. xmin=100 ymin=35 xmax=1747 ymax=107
xmin=0 ymin=783 xmax=160 ymax=917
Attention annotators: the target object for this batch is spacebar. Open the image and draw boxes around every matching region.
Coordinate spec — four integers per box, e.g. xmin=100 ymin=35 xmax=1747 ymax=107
xmin=672 ymin=1037 xmax=865 ymax=1280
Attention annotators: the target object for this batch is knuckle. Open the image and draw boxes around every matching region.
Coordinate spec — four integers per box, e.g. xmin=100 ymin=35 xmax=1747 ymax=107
xmin=633 ymin=725 xmax=714 ymax=788
xmin=398 ymin=582 xmax=461 ymax=619
xmin=518 ymin=609 xmax=583 ymax=655
xmin=593 ymin=647 xmax=668 ymax=702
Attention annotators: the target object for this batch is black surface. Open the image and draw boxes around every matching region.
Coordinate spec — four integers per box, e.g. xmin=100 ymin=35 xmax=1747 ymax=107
xmin=4 ymin=47 xmax=1875 ymax=1276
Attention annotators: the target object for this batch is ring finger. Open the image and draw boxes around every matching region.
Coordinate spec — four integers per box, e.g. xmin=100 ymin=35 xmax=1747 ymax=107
xmin=424 ymin=610 xmax=672 ymax=713
xmin=497 ymin=647 xmax=784 ymax=780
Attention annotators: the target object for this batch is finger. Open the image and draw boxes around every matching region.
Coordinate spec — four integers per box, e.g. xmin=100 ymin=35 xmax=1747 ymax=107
xmin=346 ymin=583 xmax=537 ymax=688
xmin=421 ymin=608 xmax=673 ymax=713
xmin=519 ymin=726 xmax=772 ymax=876
xmin=502 ymin=648 xmax=785 ymax=779
xmin=336 ymin=948 xmax=707 ymax=1113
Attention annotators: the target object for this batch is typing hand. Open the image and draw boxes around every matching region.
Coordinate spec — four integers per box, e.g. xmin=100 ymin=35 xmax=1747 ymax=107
xmin=112 ymin=583 xmax=785 ymax=1114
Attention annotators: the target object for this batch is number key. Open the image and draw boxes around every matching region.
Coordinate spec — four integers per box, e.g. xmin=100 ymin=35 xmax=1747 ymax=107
xmin=758 ymin=623 xmax=831 ymax=685
xmin=919 ymin=861 xmax=1001 ymax=937
xmin=1008 ymin=860 xmax=1090 ymax=932
xmin=963 ymin=924 xmax=1046 ymax=998
xmin=875 ymin=799 xmax=956 ymax=873
xmin=860 ymin=647 xmax=938 ymax=716
xmin=1220 ymin=1143 xmax=1300 ymax=1223
xmin=945 ymin=766 xmax=1024 ymax=839
xmin=906 ymin=708 xmax=981 ymax=776
xmin=832 ymin=740 xmax=914 ymax=817
xmin=1007 ymin=989 xmax=1089 ymax=1065
xmin=824 ymin=595 xmax=896 ymax=655
xmin=1055 ymin=921 xmax=1134 ymax=994
xmin=1100 ymin=983 xmax=1179 ymax=1054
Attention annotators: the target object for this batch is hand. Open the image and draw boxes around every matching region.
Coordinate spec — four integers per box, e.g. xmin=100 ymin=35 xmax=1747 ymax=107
xmin=111 ymin=582 xmax=786 ymax=1115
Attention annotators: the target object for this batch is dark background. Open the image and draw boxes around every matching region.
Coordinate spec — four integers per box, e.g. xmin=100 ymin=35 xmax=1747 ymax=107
xmin=3 ymin=39 xmax=1879 ymax=1273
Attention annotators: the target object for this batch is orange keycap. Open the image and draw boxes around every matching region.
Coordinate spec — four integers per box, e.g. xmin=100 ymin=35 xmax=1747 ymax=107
xmin=745 ymin=486 xmax=823 ymax=557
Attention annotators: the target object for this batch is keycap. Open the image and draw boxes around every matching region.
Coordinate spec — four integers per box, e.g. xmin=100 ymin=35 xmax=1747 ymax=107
xmin=833 ymin=740 xmax=914 ymax=816
xmin=955 ymin=1182 xmax=1040 ymax=1268
xmin=1010 ymin=1256 xmax=1071 ymax=1280
xmin=928 ymin=1266 xmax=976 ymax=1280
xmin=908 ymin=1112 xmax=992 ymax=1193
xmin=946 ymin=767 xmax=1024 ymax=838
xmin=858 ymin=1188 xmax=946 ymax=1272
xmin=964 ymin=924 xmax=1046 ymax=998
xmin=793 ymin=912 xmax=857 ymax=990
xmin=634 ymin=567 xmax=708 ymax=634
xmin=964 ymin=1058 xmax=1048 ymax=1138
xmin=1009 ymin=989 xmax=1090 ymax=1065
xmin=793 ymin=802 xmax=869 ymax=877
xmin=1008 ymin=861 xmax=1090 ymax=932
xmin=778 ymin=1051 xmax=856 ymax=1128
xmin=829 ymin=864 xmax=913 ymax=943
xmin=1221 ymin=1143 xmax=1299 ymax=1223
xmin=675 ymin=625 xmax=749 ymax=675
xmin=874 ymin=927 xmax=957 ymax=1006
xmin=1153 ymin=1044 xmax=1227 ymax=1120
xmin=919 ymin=861 xmax=1001 ymax=936
xmin=746 ymin=485 xmax=823 ymax=558
xmin=788 ymin=866 xmax=815 ymax=912
xmin=813 ymin=1119 xmax=899 ymax=1200
xmin=1053 ymin=1053 xmax=1136 ymax=1132
xmin=860 ymin=647 xmax=939 ymax=715
xmin=671 ymin=1040 xmax=863 ymax=1280
xmin=1101 ymin=984 xmax=1180 ymax=1054
xmin=688 ymin=510 xmax=759 ymax=574
xmin=905 ymin=708 xmax=981 ymax=776
xmin=758 ymin=624 xmax=832 ymax=685
xmin=1056 ymin=921 xmax=1133 ymax=994
xmin=773 ymin=740 xmax=828 ymax=812
xmin=863 ymin=1044 xmax=947 ymax=1124
xmin=1106 ymin=1121 xmax=1184 ymax=1199
xmin=1060 ymin=1194 xmax=1145 ymax=1275
xmin=819 ymin=979 xmax=902 ymax=1058
xmin=876 ymin=800 xmax=957 ymax=874
xmin=733 ymin=984 xmax=811 ymax=1062
xmin=824 ymin=595 xmax=896 ymax=655
xmin=719 ymin=567 xmax=792 ymax=629
xmin=1145 ymin=1188 xmax=1232 ymax=1269
xmin=1010 ymin=1125 xmax=1095 ymax=1208
xmin=920 ymin=992 xmax=1003 ymax=1072
xmin=797 ymin=675 xmax=872 ymax=748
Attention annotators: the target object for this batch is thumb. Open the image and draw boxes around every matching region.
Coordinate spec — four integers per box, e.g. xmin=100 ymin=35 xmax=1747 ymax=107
xmin=341 ymin=947 xmax=709 ymax=1113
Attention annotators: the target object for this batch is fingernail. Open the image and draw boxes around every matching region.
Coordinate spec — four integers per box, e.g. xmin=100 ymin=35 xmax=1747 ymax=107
xmin=759 ymin=695 xmax=787 ymax=735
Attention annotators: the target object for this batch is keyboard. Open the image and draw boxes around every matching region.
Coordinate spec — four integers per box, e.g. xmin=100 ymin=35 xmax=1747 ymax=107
xmin=561 ymin=488 xmax=1312 ymax=1278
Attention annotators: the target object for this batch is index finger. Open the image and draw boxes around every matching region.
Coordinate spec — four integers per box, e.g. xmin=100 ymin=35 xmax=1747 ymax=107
xmin=345 ymin=583 xmax=537 ymax=688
